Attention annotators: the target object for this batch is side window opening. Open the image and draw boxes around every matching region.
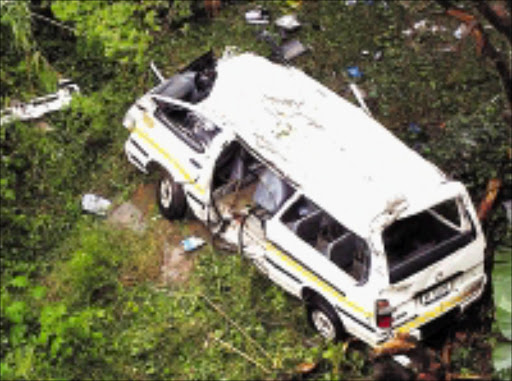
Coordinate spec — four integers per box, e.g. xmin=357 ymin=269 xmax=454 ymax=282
xmin=384 ymin=198 xmax=476 ymax=284
xmin=154 ymin=100 xmax=220 ymax=152
xmin=281 ymin=196 xmax=369 ymax=282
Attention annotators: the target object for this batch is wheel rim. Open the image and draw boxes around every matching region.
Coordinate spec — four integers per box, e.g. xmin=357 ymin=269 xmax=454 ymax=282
xmin=312 ymin=310 xmax=336 ymax=340
xmin=160 ymin=178 xmax=173 ymax=208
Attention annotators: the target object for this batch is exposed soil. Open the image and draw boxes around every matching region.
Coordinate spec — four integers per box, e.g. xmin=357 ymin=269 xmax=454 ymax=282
xmin=109 ymin=182 xmax=210 ymax=286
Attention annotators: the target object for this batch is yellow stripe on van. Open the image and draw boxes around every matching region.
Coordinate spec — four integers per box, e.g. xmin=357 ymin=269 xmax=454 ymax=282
xmin=266 ymin=243 xmax=373 ymax=319
xmin=396 ymin=289 xmax=471 ymax=334
xmin=132 ymin=127 xmax=205 ymax=195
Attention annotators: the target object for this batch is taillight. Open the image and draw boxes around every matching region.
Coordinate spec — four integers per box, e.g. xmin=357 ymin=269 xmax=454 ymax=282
xmin=376 ymin=299 xmax=393 ymax=329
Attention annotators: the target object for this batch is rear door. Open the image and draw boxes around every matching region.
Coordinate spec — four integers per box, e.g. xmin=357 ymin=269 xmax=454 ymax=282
xmin=380 ymin=196 xmax=485 ymax=332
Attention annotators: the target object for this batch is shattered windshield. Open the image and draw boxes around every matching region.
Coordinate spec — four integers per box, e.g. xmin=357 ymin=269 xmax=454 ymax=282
xmin=383 ymin=199 xmax=475 ymax=283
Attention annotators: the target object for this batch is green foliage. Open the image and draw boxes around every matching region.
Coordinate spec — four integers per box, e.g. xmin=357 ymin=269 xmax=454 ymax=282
xmin=492 ymin=245 xmax=512 ymax=376
xmin=51 ymin=0 xmax=174 ymax=66
xmin=0 ymin=0 xmax=32 ymax=53
xmin=493 ymin=246 xmax=512 ymax=340
xmin=493 ymin=342 xmax=512 ymax=380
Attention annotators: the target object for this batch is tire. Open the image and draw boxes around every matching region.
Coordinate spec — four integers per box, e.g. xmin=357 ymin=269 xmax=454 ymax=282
xmin=156 ymin=172 xmax=187 ymax=220
xmin=306 ymin=297 xmax=345 ymax=342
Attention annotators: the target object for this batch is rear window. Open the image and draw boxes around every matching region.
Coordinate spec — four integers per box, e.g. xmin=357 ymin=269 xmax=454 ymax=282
xmin=384 ymin=199 xmax=475 ymax=284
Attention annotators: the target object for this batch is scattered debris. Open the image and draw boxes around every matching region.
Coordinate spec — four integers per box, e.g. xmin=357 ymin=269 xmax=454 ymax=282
xmin=477 ymin=178 xmax=502 ymax=221
xmin=0 ymin=79 xmax=79 ymax=126
xmin=258 ymin=30 xmax=309 ymax=62
xmin=402 ymin=19 xmax=448 ymax=37
xmin=393 ymin=354 xmax=412 ymax=368
xmin=81 ymin=193 xmax=112 ymax=216
xmin=279 ymin=39 xmax=309 ymax=61
xmin=414 ymin=19 xmax=428 ymax=31
xmin=402 ymin=28 xmax=414 ymax=37
xmin=245 ymin=7 xmax=270 ymax=25
xmin=502 ymin=200 xmax=511 ymax=223
xmin=346 ymin=66 xmax=363 ymax=78
xmin=361 ymin=48 xmax=383 ymax=62
xmin=349 ymin=83 xmax=372 ymax=116
xmin=408 ymin=122 xmax=422 ymax=135
xmin=345 ymin=0 xmax=357 ymax=6
xmin=181 ymin=236 xmax=206 ymax=252
xmin=453 ymin=23 xmax=469 ymax=39
xmin=275 ymin=14 xmax=301 ymax=31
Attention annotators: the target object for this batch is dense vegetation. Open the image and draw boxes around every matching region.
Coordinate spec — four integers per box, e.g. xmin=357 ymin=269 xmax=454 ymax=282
xmin=1 ymin=1 xmax=510 ymax=379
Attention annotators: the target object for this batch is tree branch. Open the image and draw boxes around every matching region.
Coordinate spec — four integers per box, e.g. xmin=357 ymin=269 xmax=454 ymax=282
xmin=473 ymin=0 xmax=512 ymax=43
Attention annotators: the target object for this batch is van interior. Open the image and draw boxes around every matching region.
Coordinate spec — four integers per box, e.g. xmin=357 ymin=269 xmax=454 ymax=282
xmin=211 ymin=141 xmax=295 ymax=248
xmin=384 ymin=199 xmax=475 ymax=283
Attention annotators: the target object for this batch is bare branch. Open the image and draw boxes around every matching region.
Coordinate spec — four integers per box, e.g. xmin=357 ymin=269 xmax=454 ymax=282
xmin=473 ymin=0 xmax=512 ymax=43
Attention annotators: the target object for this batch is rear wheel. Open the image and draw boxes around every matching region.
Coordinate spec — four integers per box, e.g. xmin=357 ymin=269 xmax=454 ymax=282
xmin=157 ymin=172 xmax=187 ymax=220
xmin=307 ymin=297 xmax=344 ymax=342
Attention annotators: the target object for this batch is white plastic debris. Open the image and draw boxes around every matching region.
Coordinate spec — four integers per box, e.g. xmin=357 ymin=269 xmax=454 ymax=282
xmin=430 ymin=24 xmax=447 ymax=33
xmin=0 ymin=79 xmax=79 ymax=126
xmin=454 ymin=23 xmax=469 ymax=39
xmin=349 ymin=83 xmax=372 ymax=116
xmin=413 ymin=19 xmax=428 ymax=31
xmin=81 ymin=194 xmax=112 ymax=216
xmin=392 ymin=354 xmax=412 ymax=368
xmin=503 ymin=200 xmax=512 ymax=223
xmin=245 ymin=7 xmax=269 ymax=25
xmin=181 ymin=236 xmax=206 ymax=252
xmin=280 ymin=39 xmax=309 ymax=61
xmin=402 ymin=20 xmax=448 ymax=37
xmin=275 ymin=14 xmax=301 ymax=31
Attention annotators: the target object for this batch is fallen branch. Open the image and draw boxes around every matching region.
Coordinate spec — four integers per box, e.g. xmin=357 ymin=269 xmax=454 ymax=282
xmin=200 ymin=293 xmax=276 ymax=367
xmin=477 ymin=178 xmax=502 ymax=221
xmin=209 ymin=333 xmax=271 ymax=374
xmin=447 ymin=373 xmax=492 ymax=381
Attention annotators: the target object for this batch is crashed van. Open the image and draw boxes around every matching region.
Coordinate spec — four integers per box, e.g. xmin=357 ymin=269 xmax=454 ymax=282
xmin=122 ymin=50 xmax=486 ymax=346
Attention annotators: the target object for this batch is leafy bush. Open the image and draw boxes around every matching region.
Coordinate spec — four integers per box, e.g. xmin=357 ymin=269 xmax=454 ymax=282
xmin=492 ymin=244 xmax=512 ymax=379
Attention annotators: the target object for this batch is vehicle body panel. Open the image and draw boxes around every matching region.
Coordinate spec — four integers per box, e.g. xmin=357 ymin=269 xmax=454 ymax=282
xmin=123 ymin=51 xmax=486 ymax=347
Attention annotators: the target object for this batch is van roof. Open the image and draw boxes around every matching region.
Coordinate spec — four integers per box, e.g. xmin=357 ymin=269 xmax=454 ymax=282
xmin=199 ymin=53 xmax=454 ymax=237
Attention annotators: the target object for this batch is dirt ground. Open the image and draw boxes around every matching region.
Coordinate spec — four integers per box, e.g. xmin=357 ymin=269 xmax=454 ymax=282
xmin=108 ymin=183 xmax=209 ymax=286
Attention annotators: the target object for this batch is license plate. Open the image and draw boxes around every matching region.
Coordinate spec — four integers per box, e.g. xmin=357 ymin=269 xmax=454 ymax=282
xmin=420 ymin=281 xmax=451 ymax=305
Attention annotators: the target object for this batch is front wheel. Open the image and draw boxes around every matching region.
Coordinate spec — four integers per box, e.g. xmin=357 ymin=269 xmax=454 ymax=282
xmin=307 ymin=298 xmax=344 ymax=342
xmin=157 ymin=172 xmax=187 ymax=220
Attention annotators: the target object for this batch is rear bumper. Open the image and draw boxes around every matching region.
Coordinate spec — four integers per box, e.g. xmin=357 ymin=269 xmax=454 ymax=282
xmin=367 ymin=271 xmax=487 ymax=347
xmin=392 ymin=272 xmax=486 ymax=339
